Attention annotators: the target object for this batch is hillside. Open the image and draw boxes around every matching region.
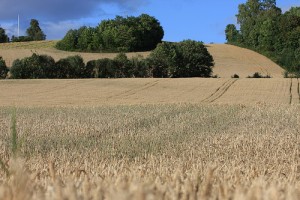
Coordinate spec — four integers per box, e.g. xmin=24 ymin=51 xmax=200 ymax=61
xmin=206 ymin=44 xmax=284 ymax=78
xmin=0 ymin=41 xmax=284 ymax=78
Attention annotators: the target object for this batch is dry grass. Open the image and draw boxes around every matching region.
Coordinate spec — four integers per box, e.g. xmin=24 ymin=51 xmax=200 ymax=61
xmin=0 ymin=78 xmax=299 ymax=107
xmin=0 ymin=104 xmax=299 ymax=199
xmin=0 ymin=41 xmax=283 ymax=78
xmin=0 ymin=40 xmax=150 ymax=67
xmin=206 ymin=44 xmax=284 ymax=78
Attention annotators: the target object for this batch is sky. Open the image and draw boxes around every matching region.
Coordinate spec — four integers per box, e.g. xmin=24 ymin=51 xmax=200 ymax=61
xmin=0 ymin=0 xmax=299 ymax=44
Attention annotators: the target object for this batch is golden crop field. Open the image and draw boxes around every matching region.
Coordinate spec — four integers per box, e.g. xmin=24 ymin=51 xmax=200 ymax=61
xmin=0 ymin=104 xmax=300 ymax=200
xmin=0 ymin=78 xmax=299 ymax=107
xmin=0 ymin=41 xmax=299 ymax=200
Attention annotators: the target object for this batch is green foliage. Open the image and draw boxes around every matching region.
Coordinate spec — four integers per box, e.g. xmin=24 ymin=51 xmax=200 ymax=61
xmin=148 ymin=40 xmax=214 ymax=78
xmin=227 ymin=1 xmax=300 ymax=73
xmin=0 ymin=57 xmax=8 ymax=79
xmin=56 ymin=14 xmax=164 ymax=52
xmin=7 ymin=40 xmax=214 ymax=79
xmin=55 ymin=55 xmax=86 ymax=78
xmin=0 ymin=27 xmax=9 ymax=43
xmin=225 ymin=24 xmax=240 ymax=44
xmin=26 ymin=19 xmax=46 ymax=41
xmin=55 ymin=30 xmax=78 ymax=51
xmin=10 ymin=54 xmax=55 ymax=79
xmin=247 ymin=72 xmax=271 ymax=78
xmin=11 ymin=35 xmax=32 ymax=42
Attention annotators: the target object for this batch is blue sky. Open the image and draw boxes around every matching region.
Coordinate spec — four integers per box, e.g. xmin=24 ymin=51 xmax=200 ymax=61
xmin=0 ymin=0 xmax=299 ymax=43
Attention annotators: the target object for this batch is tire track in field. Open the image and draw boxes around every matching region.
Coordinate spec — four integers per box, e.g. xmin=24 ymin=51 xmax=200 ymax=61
xmin=297 ymin=78 xmax=300 ymax=103
xmin=289 ymin=78 xmax=300 ymax=105
xmin=106 ymin=80 xmax=161 ymax=100
xmin=122 ymin=80 xmax=162 ymax=99
xmin=289 ymin=78 xmax=293 ymax=105
xmin=202 ymin=79 xmax=238 ymax=103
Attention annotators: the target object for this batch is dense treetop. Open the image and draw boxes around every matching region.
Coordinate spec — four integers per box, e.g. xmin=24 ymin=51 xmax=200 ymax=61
xmin=0 ymin=27 xmax=9 ymax=43
xmin=225 ymin=0 xmax=300 ymax=74
xmin=56 ymin=14 xmax=164 ymax=52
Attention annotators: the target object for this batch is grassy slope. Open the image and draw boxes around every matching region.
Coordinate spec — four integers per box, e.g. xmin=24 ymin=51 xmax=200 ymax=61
xmin=0 ymin=40 xmax=284 ymax=78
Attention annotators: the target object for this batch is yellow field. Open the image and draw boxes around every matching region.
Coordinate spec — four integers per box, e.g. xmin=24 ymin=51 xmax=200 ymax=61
xmin=0 ymin=41 xmax=284 ymax=78
xmin=0 ymin=104 xmax=300 ymax=199
xmin=0 ymin=78 xmax=299 ymax=107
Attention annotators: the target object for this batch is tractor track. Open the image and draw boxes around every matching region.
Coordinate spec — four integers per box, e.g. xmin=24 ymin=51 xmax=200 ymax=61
xmin=202 ymin=79 xmax=238 ymax=103
xmin=106 ymin=80 xmax=161 ymax=100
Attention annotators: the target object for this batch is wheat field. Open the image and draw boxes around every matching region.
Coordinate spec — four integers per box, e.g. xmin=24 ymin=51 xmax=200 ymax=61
xmin=0 ymin=104 xmax=300 ymax=199
xmin=0 ymin=78 xmax=299 ymax=107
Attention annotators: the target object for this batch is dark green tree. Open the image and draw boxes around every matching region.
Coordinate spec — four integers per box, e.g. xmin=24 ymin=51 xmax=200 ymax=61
xmin=0 ymin=57 xmax=8 ymax=78
xmin=57 ymin=14 xmax=164 ymax=52
xmin=226 ymin=0 xmax=300 ymax=74
xmin=26 ymin=19 xmax=46 ymax=41
xmin=225 ymin=24 xmax=240 ymax=44
xmin=148 ymin=40 xmax=214 ymax=78
xmin=56 ymin=30 xmax=78 ymax=51
xmin=0 ymin=27 xmax=9 ymax=43
xmin=10 ymin=54 xmax=54 ymax=79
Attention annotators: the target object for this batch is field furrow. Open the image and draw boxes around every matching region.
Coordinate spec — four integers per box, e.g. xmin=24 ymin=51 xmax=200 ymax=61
xmin=212 ymin=78 xmax=291 ymax=104
xmin=290 ymin=78 xmax=300 ymax=105
xmin=202 ymin=79 xmax=238 ymax=103
xmin=0 ymin=78 xmax=296 ymax=106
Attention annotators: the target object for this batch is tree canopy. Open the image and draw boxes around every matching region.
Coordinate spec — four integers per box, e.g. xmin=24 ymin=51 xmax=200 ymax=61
xmin=56 ymin=14 xmax=164 ymax=52
xmin=0 ymin=27 xmax=9 ymax=43
xmin=226 ymin=0 xmax=300 ymax=74
xmin=26 ymin=19 xmax=46 ymax=41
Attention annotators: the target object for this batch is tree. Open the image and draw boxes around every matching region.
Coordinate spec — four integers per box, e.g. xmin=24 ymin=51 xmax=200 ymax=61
xmin=0 ymin=27 xmax=9 ymax=43
xmin=56 ymin=30 xmax=78 ymax=51
xmin=226 ymin=1 xmax=300 ymax=74
xmin=225 ymin=24 xmax=240 ymax=44
xmin=57 ymin=14 xmax=164 ymax=52
xmin=176 ymin=40 xmax=214 ymax=77
xmin=26 ymin=19 xmax=46 ymax=41
xmin=147 ymin=42 xmax=178 ymax=77
xmin=148 ymin=40 xmax=214 ymax=78
xmin=55 ymin=55 xmax=85 ymax=78
xmin=0 ymin=57 xmax=8 ymax=78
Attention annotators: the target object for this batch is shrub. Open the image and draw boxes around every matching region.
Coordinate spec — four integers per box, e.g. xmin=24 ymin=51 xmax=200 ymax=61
xmin=130 ymin=55 xmax=150 ymax=78
xmin=231 ymin=74 xmax=240 ymax=78
xmin=247 ymin=72 xmax=271 ymax=78
xmin=0 ymin=57 xmax=8 ymax=79
xmin=10 ymin=54 xmax=55 ymax=79
xmin=55 ymin=55 xmax=85 ymax=78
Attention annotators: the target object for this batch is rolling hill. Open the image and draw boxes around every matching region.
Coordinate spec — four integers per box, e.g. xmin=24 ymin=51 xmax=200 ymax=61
xmin=0 ymin=40 xmax=284 ymax=78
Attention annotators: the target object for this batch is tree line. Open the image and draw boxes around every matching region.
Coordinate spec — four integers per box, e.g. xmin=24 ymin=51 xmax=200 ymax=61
xmin=0 ymin=19 xmax=46 ymax=43
xmin=0 ymin=40 xmax=214 ymax=79
xmin=56 ymin=14 xmax=164 ymax=52
xmin=225 ymin=0 xmax=300 ymax=75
